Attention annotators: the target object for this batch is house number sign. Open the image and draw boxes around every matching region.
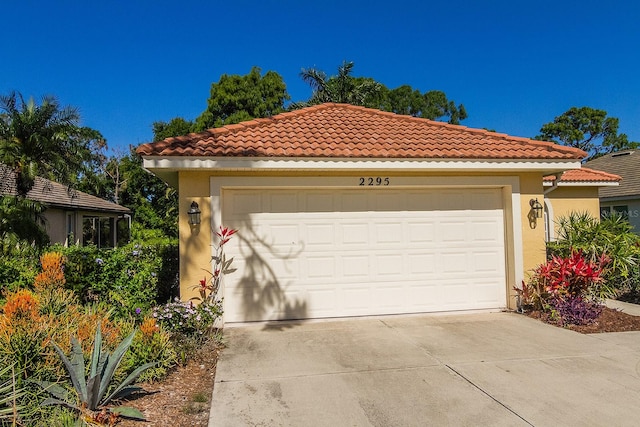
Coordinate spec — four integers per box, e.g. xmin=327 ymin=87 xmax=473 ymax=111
xmin=359 ymin=177 xmax=390 ymax=186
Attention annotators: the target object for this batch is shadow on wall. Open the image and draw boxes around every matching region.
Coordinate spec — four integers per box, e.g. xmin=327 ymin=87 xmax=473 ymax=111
xmin=232 ymin=218 xmax=308 ymax=323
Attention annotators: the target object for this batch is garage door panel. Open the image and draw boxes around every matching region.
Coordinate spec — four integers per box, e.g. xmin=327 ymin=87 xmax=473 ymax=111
xmin=222 ymin=188 xmax=507 ymax=322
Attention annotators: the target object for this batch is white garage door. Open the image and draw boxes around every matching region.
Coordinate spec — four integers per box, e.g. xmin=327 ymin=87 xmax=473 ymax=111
xmin=221 ymin=188 xmax=507 ymax=322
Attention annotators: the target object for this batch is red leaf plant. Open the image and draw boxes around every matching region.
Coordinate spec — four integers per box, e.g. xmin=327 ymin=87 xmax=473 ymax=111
xmin=192 ymin=225 xmax=238 ymax=303
xmin=532 ymin=250 xmax=610 ymax=299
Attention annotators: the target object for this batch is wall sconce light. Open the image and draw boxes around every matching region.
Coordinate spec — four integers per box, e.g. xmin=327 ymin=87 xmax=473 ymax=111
xmin=529 ymin=198 xmax=544 ymax=219
xmin=187 ymin=201 xmax=201 ymax=225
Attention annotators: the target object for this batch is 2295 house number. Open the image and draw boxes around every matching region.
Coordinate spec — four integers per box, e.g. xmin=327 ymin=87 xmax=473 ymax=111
xmin=359 ymin=177 xmax=390 ymax=186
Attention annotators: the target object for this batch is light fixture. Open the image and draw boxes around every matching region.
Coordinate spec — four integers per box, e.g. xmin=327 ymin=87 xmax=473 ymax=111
xmin=187 ymin=201 xmax=201 ymax=225
xmin=529 ymin=198 xmax=544 ymax=219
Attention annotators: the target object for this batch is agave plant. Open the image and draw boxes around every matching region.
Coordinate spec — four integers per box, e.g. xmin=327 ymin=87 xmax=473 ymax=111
xmin=0 ymin=363 xmax=26 ymax=425
xmin=35 ymin=324 xmax=155 ymax=425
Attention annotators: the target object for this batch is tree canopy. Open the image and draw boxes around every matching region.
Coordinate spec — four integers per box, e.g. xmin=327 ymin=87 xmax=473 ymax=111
xmin=193 ymin=66 xmax=290 ymax=132
xmin=296 ymin=61 xmax=468 ymax=124
xmin=535 ymin=107 xmax=637 ymax=159
xmin=152 ymin=117 xmax=194 ymax=142
xmin=0 ymin=92 xmax=106 ymax=245
xmin=0 ymin=91 xmax=105 ymax=196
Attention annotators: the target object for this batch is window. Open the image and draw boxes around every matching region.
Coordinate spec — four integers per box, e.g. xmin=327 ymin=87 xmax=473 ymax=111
xmin=82 ymin=216 xmax=115 ymax=248
xmin=614 ymin=205 xmax=629 ymax=218
xmin=601 ymin=205 xmax=630 ymax=220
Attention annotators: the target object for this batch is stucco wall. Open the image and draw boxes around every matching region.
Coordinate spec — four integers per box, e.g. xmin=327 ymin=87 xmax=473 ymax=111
xmin=545 ymin=187 xmax=601 ymax=239
xmin=518 ymin=173 xmax=547 ymax=296
xmin=42 ymin=209 xmax=67 ymax=244
xmin=178 ymin=171 xmax=214 ymax=301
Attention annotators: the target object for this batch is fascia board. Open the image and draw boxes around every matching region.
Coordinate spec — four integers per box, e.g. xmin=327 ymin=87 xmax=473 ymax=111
xmin=142 ymin=156 xmax=583 ymax=173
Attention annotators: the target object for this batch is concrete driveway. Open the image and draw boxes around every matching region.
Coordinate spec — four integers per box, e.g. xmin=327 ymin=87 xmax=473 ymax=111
xmin=209 ymin=312 xmax=640 ymax=426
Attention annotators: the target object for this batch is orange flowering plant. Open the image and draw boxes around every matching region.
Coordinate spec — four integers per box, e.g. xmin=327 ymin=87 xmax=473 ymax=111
xmin=192 ymin=226 xmax=237 ymax=303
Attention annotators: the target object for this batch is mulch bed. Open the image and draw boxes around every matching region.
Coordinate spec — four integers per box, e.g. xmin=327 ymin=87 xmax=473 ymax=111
xmin=526 ymin=306 xmax=640 ymax=334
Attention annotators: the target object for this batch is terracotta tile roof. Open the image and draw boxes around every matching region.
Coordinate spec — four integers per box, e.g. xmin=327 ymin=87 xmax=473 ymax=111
xmin=544 ymin=167 xmax=621 ymax=184
xmin=585 ymin=150 xmax=640 ymax=198
xmin=136 ymin=103 xmax=586 ymax=160
xmin=0 ymin=165 xmax=130 ymax=214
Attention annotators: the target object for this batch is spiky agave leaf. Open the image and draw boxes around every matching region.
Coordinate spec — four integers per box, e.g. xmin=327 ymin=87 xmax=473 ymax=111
xmin=111 ymin=405 xmax=146 ymax=421
xmin=89 ymin=322 xmax=102 ymax=378
xmin=97 ymin=329 xmax=136 ymax=403
xmin=102 ymin=362 xmax=156 ymax=405
xmin=40 ymin=397 xmax=80 ymax=411
xmin=31 ymin=380 xmax=71 ymax=402
xmin=86 ymin=374 xmax=102 ymax=411
xmin=52 ymin=337 xmax=87 ymax=403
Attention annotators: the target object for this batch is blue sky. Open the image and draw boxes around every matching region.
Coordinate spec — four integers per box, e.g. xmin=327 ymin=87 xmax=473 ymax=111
xmin=3 ymin=1 xmax=640 ymax=153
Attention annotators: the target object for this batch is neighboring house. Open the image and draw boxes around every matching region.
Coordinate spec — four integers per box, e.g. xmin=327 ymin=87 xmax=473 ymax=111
xmin=137 ymin=103 xmax=589 ymax=323
xmin=543 ymin=168 xmax=621 ymax=241
xmin=584 ymin=150 xmax=640 ymax=230
xmin=0 ymin=165 xmax=131 ymax=248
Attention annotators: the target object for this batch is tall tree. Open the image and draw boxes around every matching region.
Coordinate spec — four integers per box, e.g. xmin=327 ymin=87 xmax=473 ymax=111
xmin=117 ymin=148 xmax=178 ymax=238
xmin=299 ymin=61 xmax=383 ymax=107
xmin=0 ymin=91 xmax=105 ymax=245
xmin=152 ymin=117 xmax=194 ymax=141
xmin=0 ymin=91 xmax=105 ymax=196
xmin=297 ymin=61 xmax=467 ymax=124
xmin=536 ymin=107 xmax=637 ymax=159
xmin=193 ymin=67 xmax=289 ymax=131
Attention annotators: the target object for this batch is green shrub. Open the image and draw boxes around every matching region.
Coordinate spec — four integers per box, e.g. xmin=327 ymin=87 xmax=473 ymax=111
xmin=0 ymin=248 xmax=39 ymax=299
xmin=59 ymin=240 xmax=178 ymax=318
xmin=548 ymin=211 xmax=640 ymax=293
xmin=118 ymin=317 xmax=177 ymax=383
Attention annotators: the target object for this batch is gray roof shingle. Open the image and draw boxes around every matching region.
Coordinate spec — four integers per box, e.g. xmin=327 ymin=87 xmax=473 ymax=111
xmin=0 ymin=165 xmax=130 ymax=214
xmin=585 ymin=150 xmax=640 ymax=199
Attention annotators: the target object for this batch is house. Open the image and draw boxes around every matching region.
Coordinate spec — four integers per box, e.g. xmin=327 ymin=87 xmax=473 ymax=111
xmin=0 ymin=164 xmax=131 ymax=248
xmin=584 ymin=150 xmax=640 ymax=230
xmin=137 ymin=103 xmax=590 ymax=323
xmin=543 ymin=167 xmax=621 ymax=241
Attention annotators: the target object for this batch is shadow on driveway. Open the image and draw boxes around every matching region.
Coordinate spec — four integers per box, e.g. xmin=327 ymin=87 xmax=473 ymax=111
xmin=210 ymin=312 xmax=640 ymax=427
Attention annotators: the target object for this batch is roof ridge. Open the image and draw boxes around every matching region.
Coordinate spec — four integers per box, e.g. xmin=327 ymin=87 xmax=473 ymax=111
xmin=578 ymin=167 xmax=623 ymax=180
xmin=135 ymin=103 xmax=587 ymax=160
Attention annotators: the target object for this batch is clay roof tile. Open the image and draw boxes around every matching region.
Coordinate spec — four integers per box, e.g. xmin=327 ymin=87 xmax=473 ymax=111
xmin=136 ymin=103 xmax=586 ymax=160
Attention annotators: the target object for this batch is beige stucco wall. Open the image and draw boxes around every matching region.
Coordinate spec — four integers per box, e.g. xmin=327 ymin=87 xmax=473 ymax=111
xmin=178 ymin=171 xmax=214 ymax=302
xmin=545 ymin=186 xmax=601 ymax=239
xmin=42 ymin=209 xmax=67 ymax=244
xmin=176 ymin=170 xmax=556 ymax=311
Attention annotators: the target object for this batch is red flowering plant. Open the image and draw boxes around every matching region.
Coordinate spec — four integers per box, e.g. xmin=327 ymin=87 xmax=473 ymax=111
xmin=192 ymin=226 xmax=238 ymax=303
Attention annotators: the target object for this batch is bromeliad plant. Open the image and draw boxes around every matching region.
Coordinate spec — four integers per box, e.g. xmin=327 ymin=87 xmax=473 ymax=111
xmin=192 ymin=226 xmax=237 ymax=303
xmin=35 ymin=324 xmax=156 ymax=426
xmin=534 ymin=250 xmax=611 ymax=299
xmin=524 ymin=250 xmax=611 ymax=326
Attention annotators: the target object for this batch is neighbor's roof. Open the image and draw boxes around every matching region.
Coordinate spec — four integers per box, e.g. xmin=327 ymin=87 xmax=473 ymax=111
xmin=543 ymin=167 xmax=621 ymax=186
xmin=136 ymin=103 xmax=586 ymax=160
xmin=0 ymin=165 xmax=130 ymax=214
xmin=585 ymin=150 xmax=640 ymax=199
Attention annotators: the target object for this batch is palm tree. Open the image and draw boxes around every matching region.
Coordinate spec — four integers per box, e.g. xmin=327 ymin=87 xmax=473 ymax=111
xmin=0 ymin=91 xmax=87 ymax=196
xmin=0 ymin=91 xmax=104 ymax=246
xmin=298 ymin=61 xmax=383 ymax=107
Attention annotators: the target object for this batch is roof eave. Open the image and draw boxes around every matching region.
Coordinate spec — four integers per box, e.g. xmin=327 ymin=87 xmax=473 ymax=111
xmin=543 ymin=181 xmax=620 ymax=187
xmin=141 ymin=156 xmax=583 ymax=174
